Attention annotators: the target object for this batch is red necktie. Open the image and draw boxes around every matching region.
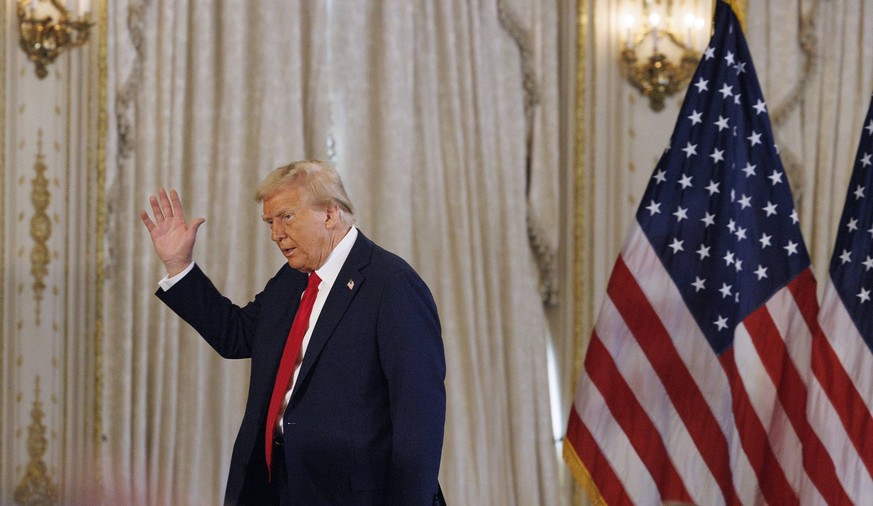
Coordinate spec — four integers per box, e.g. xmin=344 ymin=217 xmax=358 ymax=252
xmin=265 ymin=271 xmax=321 ymax=478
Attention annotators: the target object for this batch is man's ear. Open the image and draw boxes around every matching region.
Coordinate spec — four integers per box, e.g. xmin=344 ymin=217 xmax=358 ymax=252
xmin=324 ymin=204 xmax=340 ymax=228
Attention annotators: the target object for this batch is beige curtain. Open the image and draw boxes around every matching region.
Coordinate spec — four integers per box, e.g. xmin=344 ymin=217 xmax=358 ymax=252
xmin=102 ymin=1 xmax=561 ymax=504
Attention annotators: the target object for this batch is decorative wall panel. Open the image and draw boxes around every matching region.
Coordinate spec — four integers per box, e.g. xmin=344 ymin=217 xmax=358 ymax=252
xmin=1 ymin=1 xmax=101 ymax=502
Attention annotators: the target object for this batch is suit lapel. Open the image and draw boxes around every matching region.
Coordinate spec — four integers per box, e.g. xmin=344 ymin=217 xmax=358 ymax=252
xmin=263 ymin=268 xmax=307 ymax=381
xmin=290 ymin=233 xmax=373 ymax=400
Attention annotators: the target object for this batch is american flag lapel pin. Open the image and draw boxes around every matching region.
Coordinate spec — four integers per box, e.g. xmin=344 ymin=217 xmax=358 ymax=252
xmin=347 ymin=279 xmax=355 ymax=290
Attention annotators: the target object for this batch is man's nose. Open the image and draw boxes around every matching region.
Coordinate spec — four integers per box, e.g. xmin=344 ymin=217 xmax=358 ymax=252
xmin=271 ymin=222 xmax=285 ymax=241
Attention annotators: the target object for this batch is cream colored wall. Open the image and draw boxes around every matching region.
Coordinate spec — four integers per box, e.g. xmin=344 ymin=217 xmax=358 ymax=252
xmin=1 ymin=1 xmax=101 ymax=502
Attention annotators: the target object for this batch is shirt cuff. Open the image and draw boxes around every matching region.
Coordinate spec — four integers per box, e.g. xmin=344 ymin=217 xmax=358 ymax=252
xmin=158 ymin=262 xmax=195 ymax=292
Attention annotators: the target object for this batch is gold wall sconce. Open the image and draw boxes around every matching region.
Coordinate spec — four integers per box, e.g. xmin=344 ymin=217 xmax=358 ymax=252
xmin=17 ymin=0 xmax=93 ymax=79
xmin=620 ymin=0 xmax=706 ymax=111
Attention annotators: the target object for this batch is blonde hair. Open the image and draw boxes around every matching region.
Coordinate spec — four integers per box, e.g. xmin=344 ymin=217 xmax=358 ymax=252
xmin=255 ymin=160 xmax=356 ymax=227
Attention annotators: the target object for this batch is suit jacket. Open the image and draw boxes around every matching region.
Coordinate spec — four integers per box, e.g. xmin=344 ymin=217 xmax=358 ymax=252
xmin=156 ymin=231 xmax=446 ymax=505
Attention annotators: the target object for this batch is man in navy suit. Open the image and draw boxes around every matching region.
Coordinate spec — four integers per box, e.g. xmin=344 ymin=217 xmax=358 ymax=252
xmin=141 ymin=160 xmax=446 ymax=505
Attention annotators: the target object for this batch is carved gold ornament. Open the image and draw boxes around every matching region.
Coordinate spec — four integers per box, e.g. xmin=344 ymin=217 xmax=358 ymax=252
xmin=13 ymin=376 xmax=59 ymax=505
xmin=30 ymin=132 xmax=51 ymax=327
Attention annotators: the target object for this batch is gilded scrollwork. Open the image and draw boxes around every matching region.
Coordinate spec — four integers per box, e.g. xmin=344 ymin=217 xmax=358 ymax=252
xmin=94 ymin=0 xmax=110 ymax=491
xmin=571 ymin=2 xmax=589 ymax=505
xmin=29 ymin=131 xmax=52 ymax=327
xmin=13 ymin=376 xmax=59 ymax=506
xmin=1 ymin=0 xmax=6 ymax=484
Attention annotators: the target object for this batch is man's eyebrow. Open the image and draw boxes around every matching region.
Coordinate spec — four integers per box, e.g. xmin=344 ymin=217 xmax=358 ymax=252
xmin=263 ymin=208 xmax=293 ymax=221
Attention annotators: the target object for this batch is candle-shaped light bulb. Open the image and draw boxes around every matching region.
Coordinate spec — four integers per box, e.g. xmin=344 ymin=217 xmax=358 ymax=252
xmin=684 ymin=12 xmax=695 ymax=46
xmin=622 ymin=14 xmax=635 ymax=48
xmin=694 ymin=17 xmax=705 ymax=47
xmin=649 ymin=12 xmax=661 ymax=52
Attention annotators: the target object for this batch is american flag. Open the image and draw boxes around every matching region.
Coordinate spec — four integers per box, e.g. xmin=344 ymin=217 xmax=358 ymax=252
xmin=563 ymin=2 xmax=848 ymax=503
xmin=810 ymin=95 xmax=873 ymax=501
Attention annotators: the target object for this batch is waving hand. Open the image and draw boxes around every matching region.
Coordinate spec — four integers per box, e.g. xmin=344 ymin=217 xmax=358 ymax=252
xmin=140 ymin=188 xmax=206 ymax=277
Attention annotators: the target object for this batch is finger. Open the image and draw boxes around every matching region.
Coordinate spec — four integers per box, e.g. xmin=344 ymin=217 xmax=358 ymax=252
xmin=158 ymin=188 xmax=174 ymax=218
xmin=140 ymin=210 xmax=156 ymax=232
xmin=149 ymin=194 xmax=165 ymax=222
xmin=190 ymin=217 xmax=206 ymax=235
xmin=170 ymin=189 xmax=186 ymax=223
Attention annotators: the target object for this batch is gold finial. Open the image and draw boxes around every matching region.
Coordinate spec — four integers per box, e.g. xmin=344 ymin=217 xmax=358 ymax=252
xmin=718 ymin=0 xmax=747 ymax=32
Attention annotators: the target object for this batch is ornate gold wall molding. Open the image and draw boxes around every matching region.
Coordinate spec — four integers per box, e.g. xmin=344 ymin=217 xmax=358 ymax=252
xmin=29 ymin=132 xmax=52 ymax=327
xmin=1 ymin=0 xmax=7 ymax=486
xmin=2 ymin=1 xmax=104 ymax=500
xmin=571 ymin=1 xmax=589 ymax=502
xmin=94 ymin=0 xmax=109 ymax=493
xmin=13 ymin=376 xmax=59 ymax=506
xmin=573 ymin=0 xmax=589 ymax=380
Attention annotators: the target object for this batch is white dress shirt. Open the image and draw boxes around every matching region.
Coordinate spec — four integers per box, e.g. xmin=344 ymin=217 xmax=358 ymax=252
xmin=275 ymin=226 xmax=358 ymax=433
xmin=159 ymin=226 xmax=360 ymax=435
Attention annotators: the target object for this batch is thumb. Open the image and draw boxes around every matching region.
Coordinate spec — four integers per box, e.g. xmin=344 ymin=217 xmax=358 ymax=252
xmin=190 ymin=218 xmax=206 ymax=234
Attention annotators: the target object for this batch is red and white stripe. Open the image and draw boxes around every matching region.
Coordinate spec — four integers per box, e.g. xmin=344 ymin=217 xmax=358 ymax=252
xmin=565 ymin=224 xmax=847 ymax=504
xmin=807 ymin=281 xmax=873 ymax=503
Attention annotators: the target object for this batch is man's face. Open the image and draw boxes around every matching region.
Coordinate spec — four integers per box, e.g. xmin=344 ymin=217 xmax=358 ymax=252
xmin=262 ymin=184 xmax=337 ymax=273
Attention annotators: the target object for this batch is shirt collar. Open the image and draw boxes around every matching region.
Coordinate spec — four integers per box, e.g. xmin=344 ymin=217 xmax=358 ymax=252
xmin=313 ymin=226 xmax=358 ymax=289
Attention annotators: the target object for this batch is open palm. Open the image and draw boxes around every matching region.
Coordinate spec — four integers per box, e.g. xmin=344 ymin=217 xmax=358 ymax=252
xmin=140 ymin=188 xmax=205 ymax=277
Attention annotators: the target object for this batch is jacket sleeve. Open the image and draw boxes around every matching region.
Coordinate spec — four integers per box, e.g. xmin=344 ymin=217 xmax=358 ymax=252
xmin=377 ymin=268 xmax=446 ymax=505
xmin=155 ymin=263 xmax=261 ymax=359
